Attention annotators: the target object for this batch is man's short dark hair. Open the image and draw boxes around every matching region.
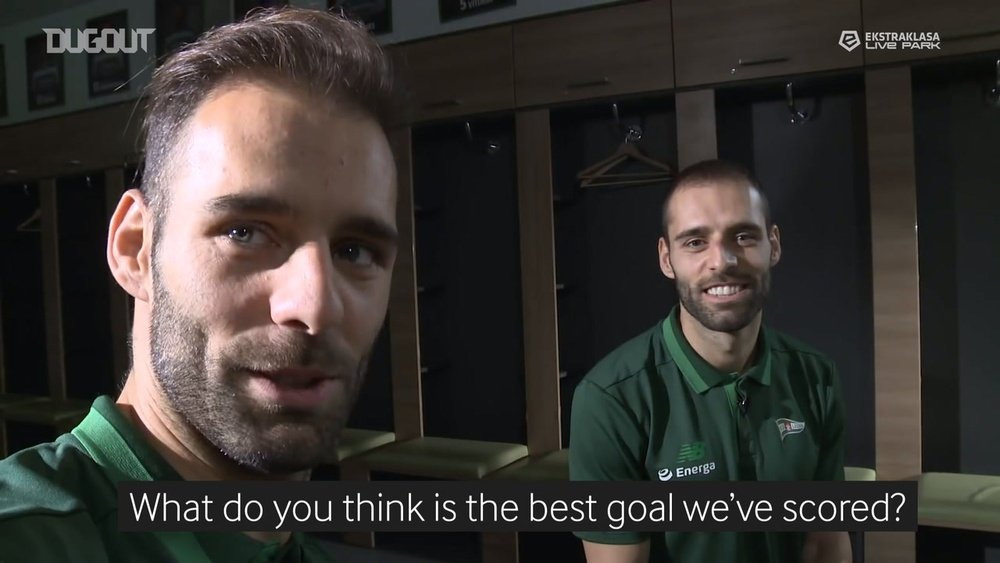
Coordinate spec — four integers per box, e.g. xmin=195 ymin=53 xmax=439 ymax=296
xmin=661 ymin=159 xmax=772 ymax=237
xmin=139 ymin=7 xmax=403 ymax=222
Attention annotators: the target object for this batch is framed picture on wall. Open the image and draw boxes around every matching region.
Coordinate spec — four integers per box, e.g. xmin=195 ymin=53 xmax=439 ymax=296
xmin=234 ymin=0 xmax=288 ymax=21
xmin=439 ymin=0 xmax=515 ymax=22
xmin=0 ymin=44 xmax=7 ymax=118
xmin=156 ymin=0 xmax=204 ymax=62
xmin=25 ymin=33 xmax=64 ymax=111
xmin=329 ymin=0 xmax=391 ymax=35
xmin=87 ymin=10 xmax=131 ymax=98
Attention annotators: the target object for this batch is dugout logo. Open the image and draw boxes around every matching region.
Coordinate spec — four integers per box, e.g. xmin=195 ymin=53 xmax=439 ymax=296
xmin=43 ymin=27 xmax=154 ymax=54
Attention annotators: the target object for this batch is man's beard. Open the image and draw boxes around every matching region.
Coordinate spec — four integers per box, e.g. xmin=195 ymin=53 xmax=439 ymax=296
xmin=675 ymin=265 xmax=771 ymax=333
xmin=148 ymin=261 xmax=369 ymax=474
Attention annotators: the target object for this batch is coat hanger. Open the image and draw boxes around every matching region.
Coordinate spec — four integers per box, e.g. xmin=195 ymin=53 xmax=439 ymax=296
xmin=577 ymin=104 xmax=673 ymax=188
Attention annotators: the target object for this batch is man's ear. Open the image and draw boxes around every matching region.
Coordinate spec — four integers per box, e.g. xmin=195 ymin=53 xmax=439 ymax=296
xmin=107 ymin=189 xmax=154 ymax=302
xmin=658 ymin=237 xmax=676 ymax=279
xmin=769 ymin=224 xmax=782 ymax=267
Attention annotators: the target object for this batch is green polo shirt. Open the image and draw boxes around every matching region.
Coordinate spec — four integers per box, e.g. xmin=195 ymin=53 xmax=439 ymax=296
xmin=569 ymin=307 xmax=845 ymax=563
xmin=0 ymin=395 xmax=335 ymax=562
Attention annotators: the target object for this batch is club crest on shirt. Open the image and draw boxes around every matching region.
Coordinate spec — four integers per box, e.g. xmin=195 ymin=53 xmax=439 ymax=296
xmin=776 ymin=418 xmax=805 ymax=442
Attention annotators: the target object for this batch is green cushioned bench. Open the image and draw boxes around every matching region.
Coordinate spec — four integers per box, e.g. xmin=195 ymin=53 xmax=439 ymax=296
xmin=332 ymin=428 xmax=396 ymax=463
xmin=486 ymin=448 xmax=568 ymax=480
xmin=845 ymin=466 xmax=876 ymax=481
xmin=358 ymin=436 xmax=529 ymax=480
xmin=919 ymin=472 xmax=1000 ymax=533
xmin=1 ymin=398 xmax=90 ymax=429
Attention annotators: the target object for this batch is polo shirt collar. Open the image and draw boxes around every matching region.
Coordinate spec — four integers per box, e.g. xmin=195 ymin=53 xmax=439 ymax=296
xmin=87 ymin=396 xmax=320 ymax=561
xmin=661 ymin=306 xmax=772 ymax=393
xmin=92 ymin=395 xmax=182 ymax=481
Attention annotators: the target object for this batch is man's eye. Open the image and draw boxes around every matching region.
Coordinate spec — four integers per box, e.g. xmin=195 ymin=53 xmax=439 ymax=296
xmin=684 ymin=239 xmax=705 ymax=249
xmin=227 ymin=226 xmax=268 ymax=245
xmin=334 ymin=243 xmax=376 ymax=267
xmin=736 ymin=233 xmax=757 ymax=245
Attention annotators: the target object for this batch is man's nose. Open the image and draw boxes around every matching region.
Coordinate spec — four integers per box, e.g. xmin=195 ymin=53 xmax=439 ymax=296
xmin=269 ymin=242 xmax=344 ymax=335
xmin=707 ymin=241 xmax=738 ymax=271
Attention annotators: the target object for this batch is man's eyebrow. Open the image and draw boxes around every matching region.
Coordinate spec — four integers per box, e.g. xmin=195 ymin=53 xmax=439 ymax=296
xmin=205 ymin=194 xmax=295 ymax=216
xmin=728 ymin=222 xmax=765 ymax=234
xmin=674 ymin=226 xmax=708 ymax=241
xmin=339 ymin=216 xmax=399 ymax=246
xmin=674 ymin=222 xmax=764 ymax=241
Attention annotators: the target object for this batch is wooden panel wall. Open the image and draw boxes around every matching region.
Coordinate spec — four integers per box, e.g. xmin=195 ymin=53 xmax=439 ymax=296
xmin=865 ymin=67 xmax=921 ymax=563
xmin=388 ymin=127 xmax=424 ymax=440
xmin=515 ymin=109 xmax=561 ymax=455
xmin=675 ymin=89 xmax=719 ymax=168
xmin=0 ymin=102 xmax=141 ymax=183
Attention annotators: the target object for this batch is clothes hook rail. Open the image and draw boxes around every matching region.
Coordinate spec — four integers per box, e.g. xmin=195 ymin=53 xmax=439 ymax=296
xmin=786 ymin=82 xmax=811 ymax=124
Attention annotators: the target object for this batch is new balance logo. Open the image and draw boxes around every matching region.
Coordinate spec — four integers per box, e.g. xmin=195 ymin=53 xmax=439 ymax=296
xmin=676 ymin=441 xmax=705 ymax=464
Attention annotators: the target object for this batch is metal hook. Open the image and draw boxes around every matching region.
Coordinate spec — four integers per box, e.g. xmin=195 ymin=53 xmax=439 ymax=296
xmin=786 ymin=82 xmax=810 ymax=124
xmin=611 ymin=102 xmax=643 ymax=143
xmin=988 ymin=59 xmax=1000 ymax=107
xmin=464 ymin=120 xmax=500 ymax=155
xmin=625 ymin=124 xmax=643 ymax=144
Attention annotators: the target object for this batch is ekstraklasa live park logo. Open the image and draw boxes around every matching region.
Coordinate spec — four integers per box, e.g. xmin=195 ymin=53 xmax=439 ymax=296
xmin=839 ymin=30 xmax=941 ymax=52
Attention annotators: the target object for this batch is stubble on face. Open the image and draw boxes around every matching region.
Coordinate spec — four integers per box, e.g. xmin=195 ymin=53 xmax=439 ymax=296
xmin=672 ymin=262 xmax=770 ymax=333
xmin=150 ymin=260 xmax=370 ymax=474
xmin=148 ymin=257 xmax=371 ymax=474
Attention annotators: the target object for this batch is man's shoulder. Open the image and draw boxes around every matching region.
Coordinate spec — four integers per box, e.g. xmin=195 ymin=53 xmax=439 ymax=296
xmin=767 ymin=328 xmax=837 ymax=372
xmin=578 ymin=321 xmax=670 ymax=395
xmin=0 ymin=435 xmax=113 ymax=560
xmin=0 ymin=433 xmax=108 ymax=520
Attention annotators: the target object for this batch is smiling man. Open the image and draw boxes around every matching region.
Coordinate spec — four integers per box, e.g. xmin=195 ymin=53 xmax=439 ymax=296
xmin=0 ymin=8 xmax=399 ymax=561
xmin=569 ymin=160 xmax=851 ymax=563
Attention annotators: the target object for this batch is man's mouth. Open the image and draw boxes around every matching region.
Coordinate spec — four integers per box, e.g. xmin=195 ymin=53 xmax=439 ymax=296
xmin=252 ymin=367 xmax=336 ymax=388
xmin=245 ymin=367 xmax=341 ymax=409
xmin=703 ymin=283 xmax=750 ymax=298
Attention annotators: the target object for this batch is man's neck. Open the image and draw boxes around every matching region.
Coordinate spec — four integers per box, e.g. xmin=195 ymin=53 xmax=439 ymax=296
xmin=678 ymin=307 xmax=762 ymax=374
xmin=116 ymin=367 xmax=307 ymax=544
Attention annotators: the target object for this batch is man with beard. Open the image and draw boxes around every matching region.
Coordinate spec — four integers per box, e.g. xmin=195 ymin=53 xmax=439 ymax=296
xmin=569 ymin=160 xmax=851 ymax=563
xmin=0 ymin=7 xmax=399 ymax=561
